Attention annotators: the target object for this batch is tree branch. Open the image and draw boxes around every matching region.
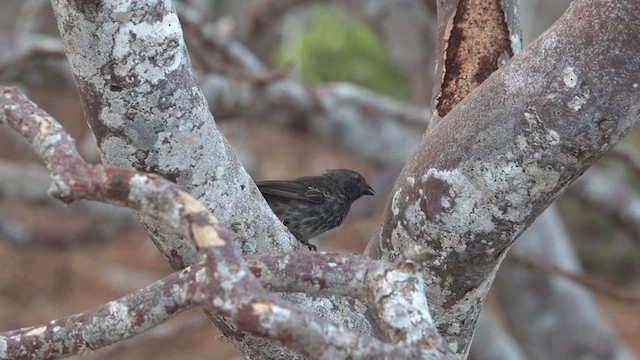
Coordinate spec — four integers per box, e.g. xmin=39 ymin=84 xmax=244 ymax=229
xmin=567 ymin=167 xmax=640 ymax=242
xmin=495 ymin=205 xmax=635 ymax=360
xmin=368 ymin=0 xmax=640 ymax=355
xmin=49 ymin=1 xmax=380 ymax=356
xmin=608 ymin=147 xmax=640 ymax=180
xmin=509 ymin=253 xmax=640 ymax=308
xmin=0 ymin=85 xmax=455 ymax=359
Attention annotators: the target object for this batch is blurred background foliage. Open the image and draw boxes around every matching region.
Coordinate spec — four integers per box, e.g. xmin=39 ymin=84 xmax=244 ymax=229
xmin=270 ymin=3 xmax=640 ymax=286
xmin=273 ymin=5 xmax=412 ymax=101
xmin=1 ymin=0 xmax=640 ymax=358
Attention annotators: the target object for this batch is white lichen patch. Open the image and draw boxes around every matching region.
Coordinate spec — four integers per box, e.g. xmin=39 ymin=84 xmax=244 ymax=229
xmin=386 ymin=222 xmax=412 ymax=263
xmin=379 ymin=271 xmax=433 ymax=329
xmin=517 ymin=111 xmax=560 ymax=155
xmin=82 ymin=301 xmax=132 ymax=340
xmin=112 ymin=9 xmax=184 ymax=83
xmin=473 ymin=158 xmax=560 ymax=224
xmin=36 ymin=132 xmax=63 ymax=155
xmin=422 ymin=168 xmax=493 ymax=236
xmin=155 ymin=129 xmax=204 ymax=174
xmin=567 ymin=92 xmax=589 ymax=112
xmin=101 ymin=98 xmax=126 ymax=128
xmin=549 ymin=129 xmax=560 ymax=145
xmin=195 ymin=266 xmax=207 ymax=284
xmin=562 ymin=67 xmax=577 ymax=88
xmin=391 ymin=188 xmax=402 ymax=216
xmin=108 ymin=301 xmax=131 ymax=319
xmin=524 ymin=164 xmax=561 ymax=198
xmin=100 ymin=136 xmax=138 ymax=168
xmin=129 ymin=173 xmax=182 ymax=229
xmin=257 ymin=304 xmax=292 ymax=333
xmin=0 ymin=337 xmax=6 ymax=359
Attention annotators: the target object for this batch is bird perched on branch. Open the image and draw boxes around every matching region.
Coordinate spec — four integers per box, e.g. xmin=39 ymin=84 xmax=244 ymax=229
xmin=257 ymin=169 xmax=375 ymax=251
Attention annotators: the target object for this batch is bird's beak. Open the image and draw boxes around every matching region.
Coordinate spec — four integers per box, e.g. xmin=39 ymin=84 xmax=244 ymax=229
xmin=363 ymin=184 xmax=375 ymax=196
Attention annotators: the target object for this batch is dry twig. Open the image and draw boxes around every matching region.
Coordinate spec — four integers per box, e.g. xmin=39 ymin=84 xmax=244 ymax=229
xmin=0 ymin=85 xmax=454 ymax=359
xmin=510 ymin=253 xmax=640 ymax=307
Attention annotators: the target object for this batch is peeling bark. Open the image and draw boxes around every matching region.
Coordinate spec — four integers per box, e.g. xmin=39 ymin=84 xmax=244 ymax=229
xmin=368 ymin=0 xmax=640 ymax=356
xmin=429 ymin=0 xmax=520 ymax=129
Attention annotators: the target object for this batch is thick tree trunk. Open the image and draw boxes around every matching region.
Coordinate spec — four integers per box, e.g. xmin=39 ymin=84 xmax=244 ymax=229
xmin=367 ymin=0 xmax=640 ymax=356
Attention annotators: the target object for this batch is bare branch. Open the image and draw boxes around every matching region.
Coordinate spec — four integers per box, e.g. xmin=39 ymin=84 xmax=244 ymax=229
xmin=509 ymin=253 xmax=640 ymax=308
xmin=368 ymin=0 xmax=640 ymax=355
xmin=241 ymin=0 xmax=314 ymax=40
xmin=608 ymin=147 xmax=640 ymax=180
xmin=0 ymin=264 xmax=198 ymax=359
xmin=0 ymin=160 xmax=137 ymax=246
xmin=246 ymin=251 xmax=444 ymax=346
xmin=469 ymin=312 xmax=526 ymax=360
xmin=0 ymin=35 xmax=65 ymax=75
xmin=202 ymin=76 xmax=427 ymax=164
xmin=49 ymin=2 xmax=322 ymax=355
xmin=0 ymin=250 xmax=457 ymax=359
xmin=0 ymin=85 xmax=455 ymax=359
xmin=495 ymin=206 xmax=635 ymax=360
xmin=567 ymin=167 xmax=640 ymax=242
xmin=14 ymin=0 xmax=50 ymax=39
xmin=175 ymin=1 xmax=267 ymax=73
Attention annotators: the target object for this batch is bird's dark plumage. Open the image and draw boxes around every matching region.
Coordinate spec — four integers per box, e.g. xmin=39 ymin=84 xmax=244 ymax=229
xmin=257 ymin=169 xmax=374 ymax=250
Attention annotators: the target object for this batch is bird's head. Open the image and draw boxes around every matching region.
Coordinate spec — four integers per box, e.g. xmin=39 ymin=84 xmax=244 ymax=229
xmin=326 ymin=169 xmax=375 ymax=202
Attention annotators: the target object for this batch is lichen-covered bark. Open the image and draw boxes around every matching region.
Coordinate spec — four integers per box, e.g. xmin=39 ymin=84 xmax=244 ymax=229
xmin=49 ymin=1 xmax=376 ymax=357
xmin=50 ymin=0 xmax=298 ymax=265
xmin=368 ymin=0 xmax=640 ymax=356
xmin=1 ymin=85 xmax=453 ymax=359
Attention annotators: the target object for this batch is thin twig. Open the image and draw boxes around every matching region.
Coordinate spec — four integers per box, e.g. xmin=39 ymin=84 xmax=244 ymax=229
xmin=0 ymin=85 xmax=454 ymax=359
xmin=608 ymin=148 xmax=640 ymax=180
xmin=509 ymin=253 xmax=640 ymax=307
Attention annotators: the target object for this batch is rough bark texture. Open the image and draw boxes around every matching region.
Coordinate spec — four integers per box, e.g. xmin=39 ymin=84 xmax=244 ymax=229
xmin=49 ymin=1 xmax=377 ymax=358
xmin=0 ymin=85 xmax=453 ymax=359
xmin=429 ymin=0 xmax=520 ymax=128
xmin=367 ymin=0 xmax=640 ymax=356
xmin=51 ymin=0 xmax=293 ymax=262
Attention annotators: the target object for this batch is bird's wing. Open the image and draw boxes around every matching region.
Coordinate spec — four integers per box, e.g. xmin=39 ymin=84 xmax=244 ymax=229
xmin=256 ymin=181 xmax=326 ymax=204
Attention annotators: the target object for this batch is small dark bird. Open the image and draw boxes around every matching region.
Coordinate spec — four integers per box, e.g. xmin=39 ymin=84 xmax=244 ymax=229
xmin=257 ymin=169 xmax=375 ymax=250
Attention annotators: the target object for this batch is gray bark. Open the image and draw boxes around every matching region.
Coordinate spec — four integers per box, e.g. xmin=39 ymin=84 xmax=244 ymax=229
xmin=367 ymin=0 xmax=640 ymax=356
xmin=49 ymin=0 xmax=376 ymax=358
